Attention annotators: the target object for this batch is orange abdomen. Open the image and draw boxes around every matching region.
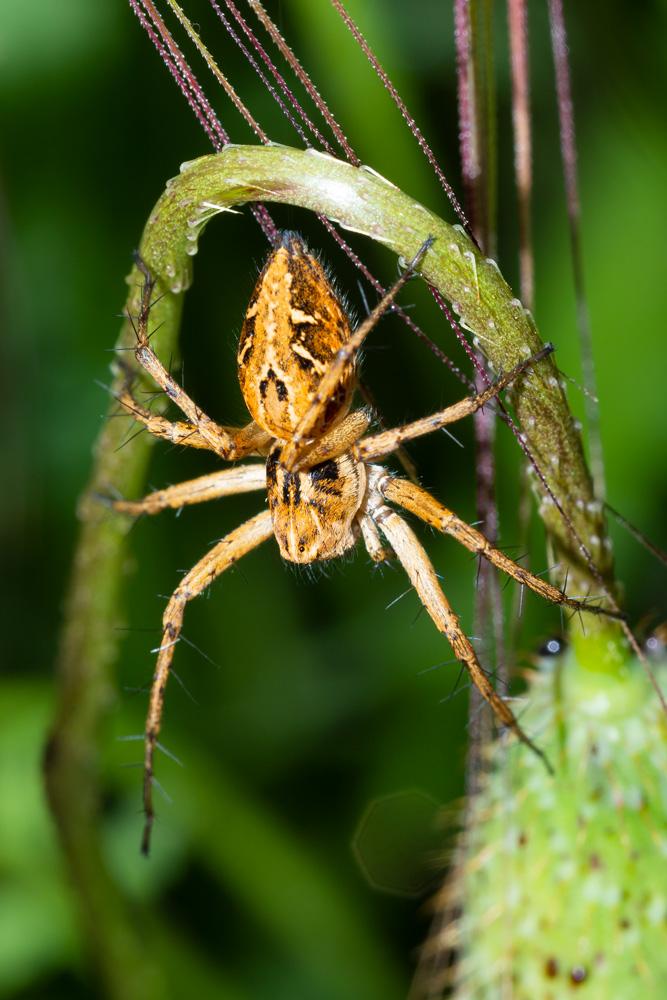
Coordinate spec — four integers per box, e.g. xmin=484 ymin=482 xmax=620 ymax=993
xmin=238 ymin=232 xmax=356 ymax=440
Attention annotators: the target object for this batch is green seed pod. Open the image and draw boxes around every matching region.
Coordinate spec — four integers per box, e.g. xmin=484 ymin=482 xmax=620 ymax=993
xmin=446 ymin=629 xmax=667 ymax=999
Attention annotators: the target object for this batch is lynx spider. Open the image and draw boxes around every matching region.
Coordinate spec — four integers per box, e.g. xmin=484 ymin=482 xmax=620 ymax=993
xmin=113 ymin=232 xmax=612 ymax=853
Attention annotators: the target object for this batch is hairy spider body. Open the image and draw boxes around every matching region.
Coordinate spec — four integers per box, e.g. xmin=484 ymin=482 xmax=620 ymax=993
xmin=239 ymin=235 xmax=355 ymax=437
xmin=266 ymin=442 xmax=366 ymax=561
xmin=113 ymin=233 xmax=616 ymax=853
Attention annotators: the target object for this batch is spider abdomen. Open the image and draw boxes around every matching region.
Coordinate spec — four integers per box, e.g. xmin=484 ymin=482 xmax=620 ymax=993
xmin=238 ymin=232 xmax=355 ymax=439
xmin=266 ymin=443 xmax=365 ymax=562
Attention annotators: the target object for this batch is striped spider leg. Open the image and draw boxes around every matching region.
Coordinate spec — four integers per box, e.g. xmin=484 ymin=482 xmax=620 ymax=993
xmin=114 ymin=233 xmax=618 ymax=852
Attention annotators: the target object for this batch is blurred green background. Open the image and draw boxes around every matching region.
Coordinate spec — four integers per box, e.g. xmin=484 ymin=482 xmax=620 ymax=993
xmin=1 ymin=1 xmax=665 ymax=998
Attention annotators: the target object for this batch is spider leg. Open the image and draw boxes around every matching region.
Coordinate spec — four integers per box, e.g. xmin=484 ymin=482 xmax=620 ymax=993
xmin=358 ymin=511 xmax=394 ymax=563
xmin=356 ymin=376 xmax=419 ymax=483
xmin=293 ymin=410 xmax=372 ymax=469
xmin=115 ymin=385 xmax=272 ymax=456
xmin=355 ymin=345 xmax=553 ymax=462
xmin=128 ymin=257 xmax=270 ymax=460
xmin=378 ymin=474 xmax=622 ymax=619
xmin=111 ymin=463 xmax=266 ymax=516
xmin=141 ymin=508 xmax=274 ymax=854
xmin=364 ymin=480 xmax=550 ymax=768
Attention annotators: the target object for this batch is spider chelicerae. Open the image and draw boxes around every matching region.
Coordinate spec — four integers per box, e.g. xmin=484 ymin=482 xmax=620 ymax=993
xmin=111 ymin=231 xmax=613 ymax=853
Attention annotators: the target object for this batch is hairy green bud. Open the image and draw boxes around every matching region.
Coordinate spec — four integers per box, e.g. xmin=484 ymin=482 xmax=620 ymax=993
xmin=448 ymin=633 xmax=667 ymax=998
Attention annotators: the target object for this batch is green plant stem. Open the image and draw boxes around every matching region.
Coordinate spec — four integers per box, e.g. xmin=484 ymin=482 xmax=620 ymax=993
xmin=44 ymin=282 xmax=182 ymax=1000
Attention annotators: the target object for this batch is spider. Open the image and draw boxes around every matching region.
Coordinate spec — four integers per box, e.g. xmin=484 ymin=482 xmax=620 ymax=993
xmin=111 ymin=232 xmax=613 ymax=854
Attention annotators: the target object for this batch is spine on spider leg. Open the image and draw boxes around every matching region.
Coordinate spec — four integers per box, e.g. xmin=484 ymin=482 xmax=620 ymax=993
xmin=411 ymin=631 xmax=667 ymax=1000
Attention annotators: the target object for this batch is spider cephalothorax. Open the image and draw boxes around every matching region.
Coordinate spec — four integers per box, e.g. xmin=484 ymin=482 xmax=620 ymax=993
xmin=112 ymin=232 xmax=616 ymax=853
